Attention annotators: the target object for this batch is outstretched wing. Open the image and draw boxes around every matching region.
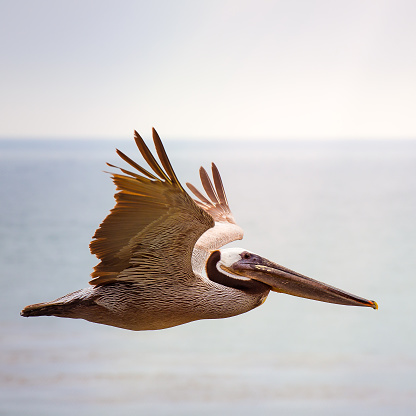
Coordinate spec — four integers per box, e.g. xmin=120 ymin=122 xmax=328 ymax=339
xmin=186 ymin=164 xmax=244 ymax=273
xmin=89 ymin=128 xmax=214 ymax=286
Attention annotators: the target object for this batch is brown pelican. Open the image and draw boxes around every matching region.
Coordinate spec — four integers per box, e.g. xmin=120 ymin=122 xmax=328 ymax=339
xmin=21 ymin=129 xmax=378 ymax=330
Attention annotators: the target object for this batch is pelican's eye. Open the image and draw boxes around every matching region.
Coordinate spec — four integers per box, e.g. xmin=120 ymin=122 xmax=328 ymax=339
xmin=242 ymin=252 xmax=251 ymax=260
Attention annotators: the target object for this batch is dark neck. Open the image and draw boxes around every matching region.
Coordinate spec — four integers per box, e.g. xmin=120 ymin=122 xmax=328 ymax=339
xmin=206 ymin=251 xmax=269 ymax=294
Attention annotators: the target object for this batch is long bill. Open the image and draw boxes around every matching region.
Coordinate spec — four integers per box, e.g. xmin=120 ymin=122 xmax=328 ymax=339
xmin=226 ymin=254 xmax=378 ymax=309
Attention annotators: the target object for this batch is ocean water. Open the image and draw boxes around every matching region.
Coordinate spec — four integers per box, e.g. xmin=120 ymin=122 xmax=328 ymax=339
xmin=1 ymin=138 xmax=415 ymax=415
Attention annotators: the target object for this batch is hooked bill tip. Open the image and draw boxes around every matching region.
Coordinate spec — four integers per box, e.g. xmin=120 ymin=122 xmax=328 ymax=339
xmin=370 ymin=300 xmax=378 ymax=310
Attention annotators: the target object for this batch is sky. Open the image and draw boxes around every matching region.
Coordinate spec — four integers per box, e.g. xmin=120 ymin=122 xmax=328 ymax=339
xmin=1 ymin=0 xmax=415 ymax=140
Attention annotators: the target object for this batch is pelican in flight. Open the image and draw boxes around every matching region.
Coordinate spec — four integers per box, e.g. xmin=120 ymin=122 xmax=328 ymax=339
xmin=21 ymin=129 xmax=377 ymax=330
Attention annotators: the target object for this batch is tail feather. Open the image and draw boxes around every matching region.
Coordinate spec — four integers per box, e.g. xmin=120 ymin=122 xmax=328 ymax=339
xmin=21 ymin=289 xmax=89 ymax=318
xmin=21 ymin=301 xmax=68 ymax=317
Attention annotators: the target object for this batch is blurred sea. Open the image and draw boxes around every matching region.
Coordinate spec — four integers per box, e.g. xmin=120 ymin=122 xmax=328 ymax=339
xmin=1 ymin=138 xmax=415 ymax=416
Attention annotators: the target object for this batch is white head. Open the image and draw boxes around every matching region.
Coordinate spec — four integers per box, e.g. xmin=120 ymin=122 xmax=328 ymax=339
xmin=218 ymin=248 xmax=250 ymax=268
xmin=216 ymin=248 xmax=255 ymax=281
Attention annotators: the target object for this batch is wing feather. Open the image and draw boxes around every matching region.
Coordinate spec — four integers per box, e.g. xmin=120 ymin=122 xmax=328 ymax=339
xmin=106 ymin=163 xmax=153 ymax=182
xmin=199 ymin=167 xmax=219 ymax=204
xmin=115 ymin=149 xmax=159 ymax=180
xmin=89 ymin=129 xmax=214 ymax=286
xmin=133 ymin=131 xmax=170 ymax=182
xmin=211 ymin=163 xmax=228 ymax=207
xmin=186 ymin=182 xmax=212 ymax=206
xmin=152 ymin=128 xmax=183 ymax=189
xmin=186 ymin=164 xmax=237 ymax=226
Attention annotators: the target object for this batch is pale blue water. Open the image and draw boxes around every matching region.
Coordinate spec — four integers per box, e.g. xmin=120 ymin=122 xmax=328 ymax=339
xmin=1 ymin=138 xmax=415 ymax=415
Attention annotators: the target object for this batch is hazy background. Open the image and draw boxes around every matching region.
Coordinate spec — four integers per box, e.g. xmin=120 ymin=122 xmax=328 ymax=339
xmin=1 ymin=1 xmax=416 ymax=415
xmin=2 ymin=138 xmax=416 ymax=416
xmin=1 ymin=0 xmax=415 ymax=140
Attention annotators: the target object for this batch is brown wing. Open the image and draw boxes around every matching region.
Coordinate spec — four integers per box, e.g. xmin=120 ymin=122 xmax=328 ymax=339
xmin=89 ymin=128 xmax=214 ymax=286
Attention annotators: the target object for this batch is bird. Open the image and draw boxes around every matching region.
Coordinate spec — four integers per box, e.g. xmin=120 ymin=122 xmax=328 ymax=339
xmin=21 ymin=128 xmax=378 ymax=330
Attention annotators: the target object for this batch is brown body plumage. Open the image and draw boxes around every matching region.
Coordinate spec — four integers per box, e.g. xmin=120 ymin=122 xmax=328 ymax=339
xmin=22 ymin=280 xmax=268 ymax=331
xmin=21 ymin=129 xmax=377 ymax=331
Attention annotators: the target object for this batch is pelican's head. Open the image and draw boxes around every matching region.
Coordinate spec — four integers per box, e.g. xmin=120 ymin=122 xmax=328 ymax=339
xmin=207 ymin=248 xmax=378 ymax=309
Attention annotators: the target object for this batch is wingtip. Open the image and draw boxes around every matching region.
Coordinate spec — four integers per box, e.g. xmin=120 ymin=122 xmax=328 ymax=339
xmin=152 ymin=127 xmax=161 ymax=143
xmin=151 ymin=128 xmax=184 ymax=188
xmin=211 ymin=162 xmax=220 ymax=178
xmin=133 ymin=130 xmax=143 ymax=142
